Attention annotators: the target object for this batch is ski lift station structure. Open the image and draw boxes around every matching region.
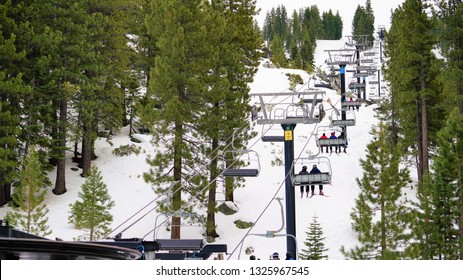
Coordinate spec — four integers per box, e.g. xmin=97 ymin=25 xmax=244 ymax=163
xmin=249 ymin=89 xmax=327 ymax=260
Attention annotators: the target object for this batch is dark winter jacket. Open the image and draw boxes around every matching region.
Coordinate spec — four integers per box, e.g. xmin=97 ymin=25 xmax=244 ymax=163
xmin=309 ymin=167 xmax=321 ymax=174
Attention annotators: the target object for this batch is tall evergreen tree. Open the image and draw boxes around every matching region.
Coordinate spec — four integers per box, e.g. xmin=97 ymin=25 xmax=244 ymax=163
xmin=68 ymin=166 xmax=114 ymax=241
xmin=384 ymin=1 xmax=443 ymax=258
xmin=437 ymin=0 xmax=463 ymax=114
xmin=7 ymin=0 xmax=67 ymax=188
xmin=76 ymin=0 xmax=138 ymax=177
xmin=24 ymin=0 xmax=91 ymax=195
xmin=427 ymin=108 xmax=463 ymax=259
xmin=385 ymin=0 xmax=440 ymax=183
xmin=143 ymin=0 xmax=217 ymax=239
xmin=262 ymin=5 xmax=320 ymax=70
xmin=200 ymin=0 xmax=261 ymax=239
xmin=4 ymin=146 xmax=51 ymax=237
xmin=341 ymin=123 xmax=412 ymax=259
xmin=262 ymin=8 xmax=275 ymax=43
xmin=434 ymin=2 xmax=463 ymax=259
xmin=352 ymin=1 xmax=375 ymax=45
xmin=270 ymin=35 xmax=286 ymax=67
xmin=299 ymin=215 xmax=328 ymax=260
xmin=0 ymin=1 xmax=28 ymax=205
xmin=302 ymin=5 xmax=323 ymax=41
xmin=321 ymin=9 xmax=342 ymax=40
xmin=333 ymin=11 xmax=343 ymax=40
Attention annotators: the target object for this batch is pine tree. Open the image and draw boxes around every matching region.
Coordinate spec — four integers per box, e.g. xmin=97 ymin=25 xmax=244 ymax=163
xmin=21 ymin=0 xmax=91 ymax=195
xmin=341 ymin=123 xmax=412 ymax=259
xmin=352 ymin=1 xmax=375 ymax=45
xmin=4 ymin=146 xmax=51 ymax=237
xmin=384 ymin=0 xmax=441 ymax=184
xmin=427 ymin=108 xmax=463 ymax=259
xmin=384 ymin=0 xmax=443 ymax=258
xmin=0 ymin=1 xmax=28 ymax=205
xmin=436 ymin=0 xmax=463 ymax=114
xmin=262 ymin=5 xmax=320 ymax=70
xmin=76 ymin=0 xmax=138 ymax=177
xmin=143 ymin=0 xmax=218 ymax=239
xmin=333 ymin=11 xmax=343 ymax=40
xmin=299 ymin=215 xmax=328 ymax=260
xmin=321 ymin=10 xmax=335 ymax=39
xmin=199 ymin=0 xmax=261 ymax=239
xmin=7 ymin=0 xmax=61 ymax=186
xmin=270 ymin=35 xmax=286 ymax=67
xmin=69 ymin=166 xmax=114 ymax=241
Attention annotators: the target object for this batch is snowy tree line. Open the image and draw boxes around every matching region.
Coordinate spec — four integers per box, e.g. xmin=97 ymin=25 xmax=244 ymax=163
xmin=0 ymin=0 xmax=261 ymax=241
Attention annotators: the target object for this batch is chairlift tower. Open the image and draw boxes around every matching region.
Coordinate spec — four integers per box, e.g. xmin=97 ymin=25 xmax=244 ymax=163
xmin=346 ymin=35 xmax=371 ymax=100
xmin=325 ymin=48 xmax=356 ymax=121
xmin=377 ymin=26 xmax=386 ymax=97
xmin=250 ymin=89 xmax=326 ymax=259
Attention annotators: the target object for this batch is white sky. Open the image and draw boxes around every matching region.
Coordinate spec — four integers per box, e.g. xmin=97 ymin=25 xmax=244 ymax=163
xmin=255 ymin=0 xmax=405 ymax=37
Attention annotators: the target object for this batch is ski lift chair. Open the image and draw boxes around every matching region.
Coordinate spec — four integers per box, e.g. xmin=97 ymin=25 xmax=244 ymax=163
xmin=330 ymin=109 xmax=356 ymax=127
xmin=315 ymin=126 xmax=347 ymax=152
xmin=261 ymin=124 xmax=285 ymax=142
xmin=341 ymin=97 xmax=362 ymax=110
xmin=290 ymin=156 xmax=332 ymax=186
xmin=222 ymin=150 xmax=261 ymax=177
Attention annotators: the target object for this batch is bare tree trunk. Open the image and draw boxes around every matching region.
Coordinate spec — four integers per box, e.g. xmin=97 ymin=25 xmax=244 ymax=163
xmin=225 ymin=177 xmax=235 ymax=202
xmin=53 ymin=97 xmax=67 ymax=195
xmin=225 ymin=150 xmax=235 ymax=202
xmin=171 ymin=122 xmax=183 ymax=239
xmin=391 ymin=85 xmax=398 ymax=146
xmin=420 ymin=65 xmax=429 ymax=178
xmin=206 ymin=138 xmax=219 ymax=239
xmin=415 ymin=97 xmax=423 ymax=184
xmin=80 ymin=125 xmax=92 ymax=177
xmin=0 ymin=180 xmax=11 ymax=206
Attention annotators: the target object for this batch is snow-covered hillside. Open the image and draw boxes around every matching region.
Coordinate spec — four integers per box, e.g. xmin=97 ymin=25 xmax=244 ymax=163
xmin=0 ymin=36 xmax=385 ymax=260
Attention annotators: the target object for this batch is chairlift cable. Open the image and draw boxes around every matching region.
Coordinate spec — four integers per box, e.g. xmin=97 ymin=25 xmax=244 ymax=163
xmin=107 ymin=118 xmax=254 ymax=238
xmin=109 ymin=73 xmax=321 ymax=239
xmin=139 ymin=80 xmax=316 ymax=239
xmin=227 ymin=121 xmax=320 ymax=259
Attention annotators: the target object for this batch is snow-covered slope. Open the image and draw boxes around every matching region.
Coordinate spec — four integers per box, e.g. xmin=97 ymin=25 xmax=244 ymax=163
xmin=0 ymin=38 xmax=384 ymax=260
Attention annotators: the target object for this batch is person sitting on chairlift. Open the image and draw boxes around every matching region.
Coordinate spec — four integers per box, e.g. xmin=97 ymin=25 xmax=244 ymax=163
xmin=319 ymin=133 xmax=328 ymax=153
xmin=309 ymin=164 xmax=324 ymax=196
xmin=299 ymin=166 xmax=310 ymax=198
xmin=348 ymin=97 xmax=355 ymax=111
xmin=338 ymin=130 xmax=347 ymax=153
xmin=329 ymin=132 xmax=337 ymax=153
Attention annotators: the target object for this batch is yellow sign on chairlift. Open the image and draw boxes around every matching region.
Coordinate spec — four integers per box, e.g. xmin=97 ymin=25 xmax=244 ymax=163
xmin=284 ymin=130 xmax=293 ymax=141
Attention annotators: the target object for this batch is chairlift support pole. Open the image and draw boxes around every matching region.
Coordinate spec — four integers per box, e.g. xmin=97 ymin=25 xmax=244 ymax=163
xmin=378 ymin=26 xmax=385 ymax=98
xmin=249 ymin=90 xmax=326 ymax=260
xmin=340 ymin=64 xmax=347 ymax=121
xmin=356 ymin=46 xmax=361 ymax=100
xmin=347 ymin=35 xmax=370 ymax=100
xmin=325 ymin=49 xmax=356 ymax=123
xmin=282 ymin=123 xmax=296 ymax=258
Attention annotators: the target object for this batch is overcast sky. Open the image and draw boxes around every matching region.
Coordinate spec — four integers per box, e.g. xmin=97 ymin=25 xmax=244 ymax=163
xmin=254 ymin=0 xmax=405 ymax=36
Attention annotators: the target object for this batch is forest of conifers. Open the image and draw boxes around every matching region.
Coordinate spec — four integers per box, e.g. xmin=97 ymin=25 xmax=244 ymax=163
xmin=0 ymin=0 xmax=462 ymax=259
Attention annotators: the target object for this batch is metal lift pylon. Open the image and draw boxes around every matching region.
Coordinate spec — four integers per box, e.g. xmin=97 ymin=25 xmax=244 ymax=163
xmin=250 ymin=89 xmax=326 ymax=259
